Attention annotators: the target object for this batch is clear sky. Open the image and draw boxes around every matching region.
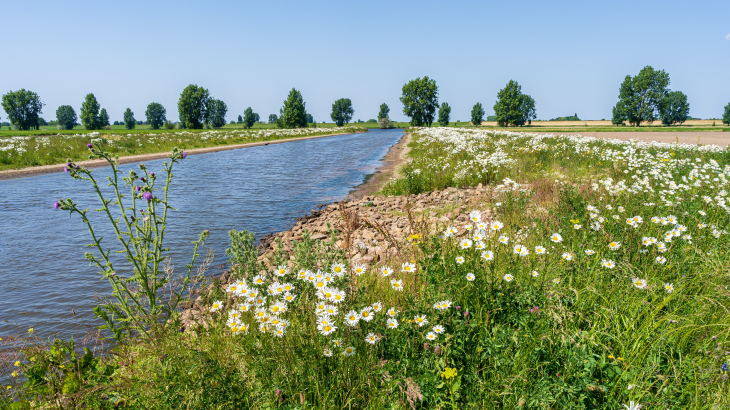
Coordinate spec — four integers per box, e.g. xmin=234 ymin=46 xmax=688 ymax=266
xmin=3 ymin=0 xmax=729 ymax=123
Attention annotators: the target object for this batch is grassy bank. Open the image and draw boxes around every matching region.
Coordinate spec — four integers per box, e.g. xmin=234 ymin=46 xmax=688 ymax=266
xmin=4 ymin=128 xmax=730 ymax=408
xmin=0 ymin=127 xmax=366 ymax=172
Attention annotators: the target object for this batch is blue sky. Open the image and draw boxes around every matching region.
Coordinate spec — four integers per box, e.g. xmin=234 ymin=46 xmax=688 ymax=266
xmin=3 ymin=0 xmax=729 ymax=123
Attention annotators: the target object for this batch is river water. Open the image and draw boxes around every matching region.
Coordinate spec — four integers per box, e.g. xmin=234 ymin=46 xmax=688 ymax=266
xmin=0 ymin=129 xmax=403 ymax=340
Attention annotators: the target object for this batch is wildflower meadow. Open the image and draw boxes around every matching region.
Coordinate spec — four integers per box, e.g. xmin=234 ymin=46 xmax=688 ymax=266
xmin=4 ymin=128 xmax=730 ymax=409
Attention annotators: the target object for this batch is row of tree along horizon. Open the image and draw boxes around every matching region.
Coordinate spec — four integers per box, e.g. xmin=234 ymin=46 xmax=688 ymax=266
xmin=3 ymin=67 xmax=730 ymax=131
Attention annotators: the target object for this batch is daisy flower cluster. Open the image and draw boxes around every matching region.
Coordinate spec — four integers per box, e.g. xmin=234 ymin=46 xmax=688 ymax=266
xmin=210 ymin=259 xmax=451 ymax=357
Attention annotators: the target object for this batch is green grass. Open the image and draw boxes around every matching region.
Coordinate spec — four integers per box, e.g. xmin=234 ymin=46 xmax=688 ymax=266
xmin=5 ymin=127 xmax=730 ymax=409
xmin=0 ymin=127 xmax=367 ymax=172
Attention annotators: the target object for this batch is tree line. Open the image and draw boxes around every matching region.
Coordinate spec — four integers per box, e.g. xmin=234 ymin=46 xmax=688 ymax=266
xmin=2 ymin=69 xmax=730 ymax=131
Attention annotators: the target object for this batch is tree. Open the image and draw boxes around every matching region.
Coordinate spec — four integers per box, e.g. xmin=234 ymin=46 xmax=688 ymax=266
xmin=378 ymin=103 xmax=390 ymax=120
xmin=145 ymin=102 xmax=167 ymax=129
xmin=209 ymin=99 xmax=228 ymax=128
xmin=279 ymin=88 xmax=307 ymax=128
xmin=724 ymin=103 xmax=730 ymax=125
xmin=80 ymin=93 xmax=101 ymax=130
xmin=611 ymin=101 xmax=626 ymax=125
xmin=177 ymin=84 xmax=210 ymax=129
xmin=99 ymin=108 xmax=110 ymax=127
xmin=400 ymin=76 xmax=438 ymax=127
xmin=123 ymin=108 xmax=135 ymax=130
xmin=519 ymin=95 xmax=536 ymax=125
xmin=615 ymin=66 xmax=670 ymax=126
xmin=470 ymin=102 xmax=485 ymax=126
xmin=237 ymin=114 xmax=243 ymax=124
xmin=243 ymin=107 xmax=256 ymax=128
xmin=331 ymin=98 xmax=354 ymax=126
xmin=56 ymin=105 xmax=77 ymax=130
xmin=268 ymin=114 xmax=278 ymax=124
xmin=493 ymin=80 xmax=525 ymax=126
xmin=1 ymin=89 xmax=44 ymax=130
xmin=437 ymin=102 xmax=451 ymax=127
xmin=658 ymin=91 xmax=690 ymax=126
xmin=305 ymin=113 xmax=313 ymax=124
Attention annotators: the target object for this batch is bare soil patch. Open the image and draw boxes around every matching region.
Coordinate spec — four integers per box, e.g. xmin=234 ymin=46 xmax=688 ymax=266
xmin=530 ymin=131 xmax=730 ymax=147
xmin=480 ymin=119 xmax=724 ymax=127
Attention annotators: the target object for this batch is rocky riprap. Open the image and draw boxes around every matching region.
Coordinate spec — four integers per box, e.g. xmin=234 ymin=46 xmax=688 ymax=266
xmin=180 ymin=185 xmax=492 ymax=330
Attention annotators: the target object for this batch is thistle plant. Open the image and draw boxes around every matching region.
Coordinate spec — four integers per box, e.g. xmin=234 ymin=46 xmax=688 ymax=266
xmin=55 ymin=142 xmax=208 ymax=341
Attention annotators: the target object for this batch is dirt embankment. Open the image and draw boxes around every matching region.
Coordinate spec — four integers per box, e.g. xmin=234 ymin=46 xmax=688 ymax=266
xmin=0 ymin=131 xmax=365 ymax=181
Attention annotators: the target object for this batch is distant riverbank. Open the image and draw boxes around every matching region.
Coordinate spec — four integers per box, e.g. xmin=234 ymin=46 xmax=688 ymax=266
xmin=0 ymin=128 xmax=367 ymax=180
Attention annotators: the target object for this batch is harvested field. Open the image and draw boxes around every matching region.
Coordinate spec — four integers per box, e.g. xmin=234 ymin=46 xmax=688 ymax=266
xmin=481 ymin=119 xmax=724 ymax=127
xmin=533 ymin=131 xmax=730 ymax=147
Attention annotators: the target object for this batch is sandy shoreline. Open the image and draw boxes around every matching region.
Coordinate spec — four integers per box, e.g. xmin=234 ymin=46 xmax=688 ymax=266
xmin=0 ymin=131 xmax=364 ymax=181
xmin=346 ymin=131 xmax=411 ymax=200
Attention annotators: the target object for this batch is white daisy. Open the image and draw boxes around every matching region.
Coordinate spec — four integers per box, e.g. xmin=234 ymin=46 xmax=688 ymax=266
xmin=401 ymin=262 xmax=416 ymax=273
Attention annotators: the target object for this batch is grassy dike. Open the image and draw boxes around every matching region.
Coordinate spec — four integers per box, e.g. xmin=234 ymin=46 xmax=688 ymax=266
xmin=5 ymin=128 xmax=730 ymax=409
xmin=0 ymin=127 xmax=368 ymax=174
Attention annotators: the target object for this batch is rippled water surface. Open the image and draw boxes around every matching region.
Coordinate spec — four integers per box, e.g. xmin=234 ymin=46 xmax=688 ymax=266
xmin=0 ymin=129 xmax=403 ymax=339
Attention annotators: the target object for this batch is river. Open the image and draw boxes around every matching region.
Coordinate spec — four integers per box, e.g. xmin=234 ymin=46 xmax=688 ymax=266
xmin=0 ymin=129 xmax=404 ymax=340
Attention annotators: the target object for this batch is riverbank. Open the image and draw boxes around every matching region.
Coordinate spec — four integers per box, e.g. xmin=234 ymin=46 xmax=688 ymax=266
xmin=346 ymin=132 xmax=411 ymax=199
xmin=0 ymin=128 xmax=367 ymax=180
xmin=181 ymin=184 xmax=487 ymax=330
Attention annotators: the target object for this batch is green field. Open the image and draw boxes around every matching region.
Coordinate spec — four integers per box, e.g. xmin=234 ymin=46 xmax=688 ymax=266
xmin=2 ymin=121 xmax=727 ymax=138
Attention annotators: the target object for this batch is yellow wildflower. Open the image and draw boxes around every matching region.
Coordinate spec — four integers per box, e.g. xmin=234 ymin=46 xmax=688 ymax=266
xmin=441 ymin=367 xmax=457 ymax=379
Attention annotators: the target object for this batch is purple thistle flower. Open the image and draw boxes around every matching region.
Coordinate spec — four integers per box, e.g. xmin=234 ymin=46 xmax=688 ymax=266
xmin=140 ymin=177 xmax=146 ymax=182
xmin=53 ymin=201 xmax=60 ymax=209
xmin=150 ymin=172 xmax=155 ymax=177
xmin=143 ymin=192 xmax=153 ymax=202
xmin=182 ymin=151 xmax=187 ymax=159
xmin=135 ymin=186 xmax=141 ymax=192
xmin=64 ymin=166 xmax=68 ymax=173
xmin=87 ymin=143 xmax=93 ymax=148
